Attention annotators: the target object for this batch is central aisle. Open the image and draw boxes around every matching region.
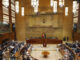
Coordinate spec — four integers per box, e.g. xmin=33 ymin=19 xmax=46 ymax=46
xmin=31 ymin=44 xmax=62 ymax=60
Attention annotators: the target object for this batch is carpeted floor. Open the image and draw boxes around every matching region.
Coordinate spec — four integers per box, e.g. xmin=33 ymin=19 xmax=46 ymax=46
xmin=31 ymin=44 xmax=62 ymax=60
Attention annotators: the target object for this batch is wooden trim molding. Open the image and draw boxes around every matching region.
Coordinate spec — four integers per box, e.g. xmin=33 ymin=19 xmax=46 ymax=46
xmin=0 ymin=0 xmax=3 ymax=22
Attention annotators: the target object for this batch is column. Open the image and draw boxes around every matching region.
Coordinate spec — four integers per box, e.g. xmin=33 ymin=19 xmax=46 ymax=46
xmin=16 ymin=0 xmax=26 ymax=41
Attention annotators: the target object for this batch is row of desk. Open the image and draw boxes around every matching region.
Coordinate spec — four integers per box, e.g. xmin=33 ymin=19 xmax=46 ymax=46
xmin=60 ymin=44 xmax=80 ymax=60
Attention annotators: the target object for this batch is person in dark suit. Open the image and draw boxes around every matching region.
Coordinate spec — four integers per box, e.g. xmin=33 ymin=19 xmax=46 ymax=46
xmin=44 ymin=33 xmax=46 ymax=39
xmin=63 ymin=37 xmax=66 ymax=41
xmin=0 ymin=46 xmax=3 ymax=60
xmin=10 ymin=48 xmax=16 ymax=60
xmin=26 ymin=56 xmax=30 ymax=60
xmin=67 ymin=36 xmax=69 ymax=41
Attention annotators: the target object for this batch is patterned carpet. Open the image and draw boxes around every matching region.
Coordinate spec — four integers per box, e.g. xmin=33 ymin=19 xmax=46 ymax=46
xmin=31 ymin=44 xmax=62 ymax=60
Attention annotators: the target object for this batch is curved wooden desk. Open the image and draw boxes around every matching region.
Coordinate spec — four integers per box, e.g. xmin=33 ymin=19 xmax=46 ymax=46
xmin=26 ymin=38 xmax=62 ymax=47
xmin=60 ymin=45 xmax=80 ymax=60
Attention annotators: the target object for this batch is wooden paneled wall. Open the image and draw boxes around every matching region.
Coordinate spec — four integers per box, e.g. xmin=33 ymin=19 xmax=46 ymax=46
xmin=73 ymin=2 xmax=80 ymax=41
xmin=0 ymin=0 xmax=16 ymax=42
xmin=0 ymin=32 xmax=15 ymax=44
xmin=78 ymin=3 xmax=80 ymax=33
xmin=16 ymin=0 xmax=73 ymax=41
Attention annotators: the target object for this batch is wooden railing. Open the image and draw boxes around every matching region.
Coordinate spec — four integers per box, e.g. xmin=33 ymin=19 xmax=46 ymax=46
xmin=0 ymin=32 xmax=15 ymax=44
xmin=65 ymin=45 xmax=76 ymax=60
xmin=60 ymin=44 xmax=80 ymax=60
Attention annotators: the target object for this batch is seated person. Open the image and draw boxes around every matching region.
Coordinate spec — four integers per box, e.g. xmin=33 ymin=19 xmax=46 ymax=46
xmin=26 ymin=56 xmax=30 ymax=60
xmin=0 ymin=46 xmax=3 ymax=60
